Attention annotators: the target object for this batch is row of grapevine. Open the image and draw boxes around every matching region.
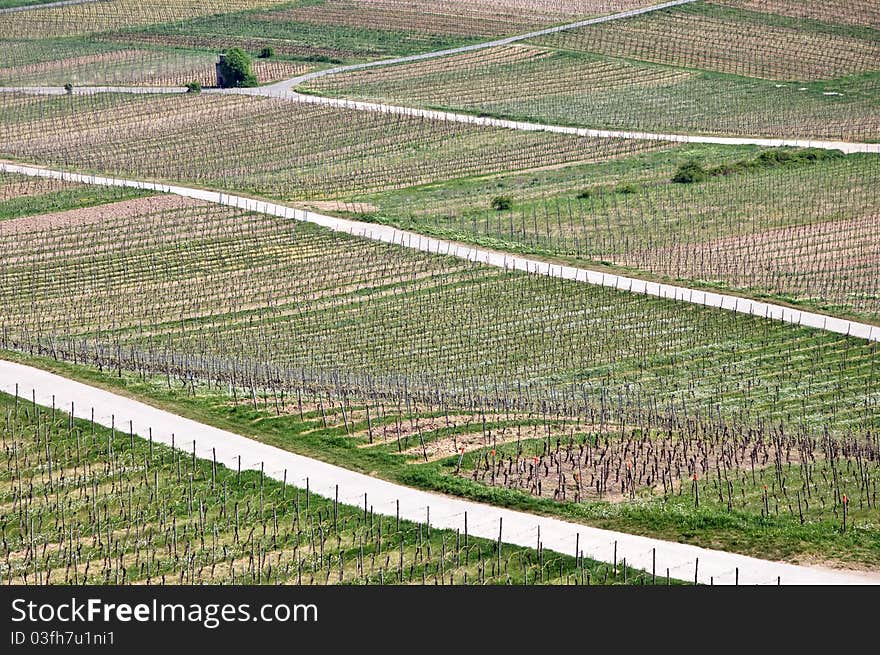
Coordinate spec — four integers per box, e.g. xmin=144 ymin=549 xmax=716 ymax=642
xmin=2 ymin=393 xmax=650 ymax=585
xmin=305 ymin=44 xmax=879 ymax=142
xmin=1 ymin=194 xmax=877 ymax=434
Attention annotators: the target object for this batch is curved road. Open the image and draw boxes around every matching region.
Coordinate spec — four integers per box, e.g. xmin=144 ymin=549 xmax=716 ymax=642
xmin=1 ymin=359 xmax=876 ymax=585
xmin=3 ymin=160 xmax=878 ymax=343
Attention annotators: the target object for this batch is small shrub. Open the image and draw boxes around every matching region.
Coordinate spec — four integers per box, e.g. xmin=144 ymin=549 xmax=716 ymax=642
xmin=672 ymin=160 xmax=707 ymax=184
xmin=754 ymin=147 xmax=843 ymax=168
xmin=259 ymin=47 xmax=274 ymax=59
xmin=304 ymin=54 xmax=342 ymax=64
xmin=576 ymin=189 xmax=594 ymax=200
xmin=808 ymin=147 xmax=842 ymax=161
xmin=185 ymin=81 xmax=202 ymax=94
xmin=707 ymin=162 xmax=739 ymax=176
xmin=757 ymin=149 xmax=794 ymax=165
xmin=615 ymin=182 xmax=640 ymax=194
xmin=490 ymin=196 xmax=513 ymax=211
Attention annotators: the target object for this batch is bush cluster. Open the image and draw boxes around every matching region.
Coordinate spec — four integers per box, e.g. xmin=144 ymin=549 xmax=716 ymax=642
xmin=672 ymin=148 xmax=844 ymax=184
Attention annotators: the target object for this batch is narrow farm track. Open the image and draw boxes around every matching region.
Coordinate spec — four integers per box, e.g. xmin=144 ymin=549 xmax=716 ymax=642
xmin=3 ymin=160 xmax=879 ymax=343
xmin=2 ymin=359 xmax=877 ymax=585
xmin=242 ymin=89 xmax=880 ymax=155
xmin=264 ymin=0 xmax=703 ymax=91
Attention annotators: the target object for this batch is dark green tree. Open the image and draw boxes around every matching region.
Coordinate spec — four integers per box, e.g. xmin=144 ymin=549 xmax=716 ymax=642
xmin=218 ymin=48 xmax=257 ymax=88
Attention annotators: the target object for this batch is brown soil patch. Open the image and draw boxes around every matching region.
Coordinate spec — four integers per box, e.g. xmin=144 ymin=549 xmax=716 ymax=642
xmin=300 ymin=200 xmax=379 ymax=214
xmin=0 ymin=194 xmax=203 ymax=237
xmin=404 ymin=422 xmax=618 ymax=461
xmin=468 ymin=431 xmax=820 ymax=504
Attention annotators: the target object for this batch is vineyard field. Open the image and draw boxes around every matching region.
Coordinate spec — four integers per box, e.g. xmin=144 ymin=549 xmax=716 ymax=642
xmin=0 ymin=44 xmax=318 ymax=87
xmin=0 ymin=197 xmax=878 ymax=435
xmin=530 ymin=2 xmax=880 ymax=81
xmin=1 ymin=0 xmax=877 ymax=589
xmin=710 ymin=1 xmax=880 ymax=30
xmin=0 ymin=1 xmax=297 ymax=39
xmin=0 ymin=92 xmax=664 ymax=199
xmin=136 ymin=0 xmax=654 ymax=61
xmin=6 ymin=350 xmax=878 ymax=570
xmin=0 ymin=0 xmax=658 ymax=85
xmin=348 ymin=147 xmax=880 ymax=319
xmin=302 ymin=46 xmax=880 ymax=142
xmin=0 ymin=391 xmax=639 ymax=585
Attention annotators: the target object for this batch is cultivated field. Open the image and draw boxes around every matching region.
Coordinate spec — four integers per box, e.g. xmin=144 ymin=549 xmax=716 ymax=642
xmin=711 ymin=0 xmax=880 ymax=29
xmin=303 ymin=46 xmax=880 ymax=141
xmin=0 ymin=0 xmax=658 ymax=82
xmin=0 ymin=92 xmax=664 ymax=199
xmin=124 ymin=0 xmax=657 ymax=61
xmin=0 ymin=171 xmax=150 ymax=220
xmin=531 ymin=2 xmax=880 ymax=81
xmin=0 ymin=47 xmax=316 ymax=87
xmin=1 ymin=392 xmax=636 ymax=585
xmin=351 ymin=147 xmax=880 ymax=319
xmin=0 ymin=195 xmax=877 ymax=436
xmin=1 ymin=0 xmax=877 ymax=582
xmin=0 ymin=1 xmax=296 ymax=39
